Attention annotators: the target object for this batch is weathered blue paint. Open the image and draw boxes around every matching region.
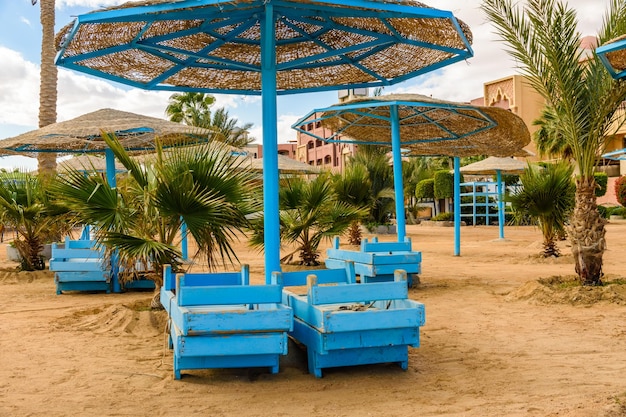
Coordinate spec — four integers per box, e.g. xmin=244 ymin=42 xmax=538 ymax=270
xmin=454 ymin=156 xmax=461 ymax=256
xmin=325 ymin=237 xmax=420 ymax=287
xmin=180 ymin=220 xmax=188 ymax=261
xmin=261 ymin=2 xmax=281 ymax=283
xmin=496 ymin=170 xmax=505 ymax=240
xmin=390 ymin=105 xmax=406 ymax=242
xmin=274 ymin=266 xmax=425 ymax=378
xmin=49 ymin=237 xmax=111 ymax=295
xmin=597 ymin=38 xmax=626 ymax=80
xmin=159 ymin=264 xmax=293 ymax=379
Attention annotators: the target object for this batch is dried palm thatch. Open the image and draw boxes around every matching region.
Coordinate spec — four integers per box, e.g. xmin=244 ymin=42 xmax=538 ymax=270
xmin=602 ymin=34 xmax=626 ymax=72
xmin=57 ymin=154 xmax=126 ymax=173
xmin=0 ymin=108 xmax=213 ymax=157
xmin=459 ymin=156 xmax=529 ymax=175
xmin=316 ymin=93 xmax=530 ymax=157
xmin=55 ymin=0 xmax=473 ymax=93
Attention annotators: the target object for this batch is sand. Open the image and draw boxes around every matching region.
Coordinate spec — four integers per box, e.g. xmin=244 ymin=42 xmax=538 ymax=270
xmin=1 ymin=222 xmax=626 ymax=417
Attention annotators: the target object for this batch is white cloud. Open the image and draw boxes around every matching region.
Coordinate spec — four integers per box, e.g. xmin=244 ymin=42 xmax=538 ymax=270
xmin=20 ymin=17 xmax=32 ymax=27
xmin=0 ymin=47 xmax=41 ymax=127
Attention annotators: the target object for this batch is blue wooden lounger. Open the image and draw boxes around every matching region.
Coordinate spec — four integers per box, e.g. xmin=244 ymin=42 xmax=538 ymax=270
xmin=274 ymin=263 xmax=425 ymax=378
xmin=325 ymin=237 xmax=422 ymax=287
xmin=49 ymin=238 xmax=111 ymax=295
xmin=160 ymin=265 xmax=293 ymax=380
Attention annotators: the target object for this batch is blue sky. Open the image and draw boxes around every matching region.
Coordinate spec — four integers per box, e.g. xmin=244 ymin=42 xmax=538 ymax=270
xmin=0 ymin=0 xmax=612 ymax=170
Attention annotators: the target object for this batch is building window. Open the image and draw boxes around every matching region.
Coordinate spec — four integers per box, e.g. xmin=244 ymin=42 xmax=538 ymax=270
xmin=324 ymin=155 xmax=332 ymax=164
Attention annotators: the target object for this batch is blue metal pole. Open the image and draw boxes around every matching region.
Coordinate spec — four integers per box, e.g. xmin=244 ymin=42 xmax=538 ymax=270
xmin=261 ymin=3 xmax=281 ymax=284
xmin=181 ymin=219 xmax=188 ymax=260
xmin=390 ymin=105 xmax=406 ymax=242
xmin=105 ymin=148 xmax=121 ymax=293
xmin=454 ymin=156 xmax=461 ymax=256
xmin=497 ymin=169 xmax=505 ymax=240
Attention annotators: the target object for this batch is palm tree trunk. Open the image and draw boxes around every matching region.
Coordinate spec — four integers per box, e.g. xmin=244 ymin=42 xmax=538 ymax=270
xmin=568 ymin=177 xmax=606 ymax=285
xmin=38 ymin=0 xmax=58 ymax=177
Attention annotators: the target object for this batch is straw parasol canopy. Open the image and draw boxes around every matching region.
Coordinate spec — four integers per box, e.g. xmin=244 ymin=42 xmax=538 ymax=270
xmin=248 ymin=154 xmax=320 ymax=174
xmin=459 ymin=156 xmax=528 ymax=175
xmin=298 ymin=93 xmax=531 ymax=157
xmin=55 ymin=0 xmax=473 ymax=94
xmin=601 ymin=35 xmax=626 ymax=70
xmin=0 ymin=108 xmax=213 ymax=157
xmin=57 ymin=154 xmax=126 ymax=173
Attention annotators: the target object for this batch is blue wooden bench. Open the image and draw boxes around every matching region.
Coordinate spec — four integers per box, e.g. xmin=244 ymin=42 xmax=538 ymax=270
xmin=159 ymin=265 xmax=293 ymax=380
xmin=325 ymin=237 xmax=421 ymax=287
xmin=49 ymin=238 xmax=111 ymax=295
xmin=274 ymin=263 xmax=426 ymax=378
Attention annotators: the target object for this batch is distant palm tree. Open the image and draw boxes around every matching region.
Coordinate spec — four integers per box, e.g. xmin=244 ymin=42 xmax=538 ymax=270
xmin=51 ymin=133 xmax=259 ymax=306
xmin=165 ymin=92 xmax=215 ymax=126
xmin=332 ymin=164 xmax=372 ymax=245
xmin=350 ymin=145 xmax=395 ymax=226
xmin=0 ymin=171 xmax=72 ymax=270
xmin=508 ymin=162 xmax=575 ymax=257
xmin=483 ymin=0 xmax=626 ymax=285
xmin=208 ymin=107 xmax=254 ymax=148
xmin=33 ymin=0 xmax=58 ymax=176
xmin=165 ymin=92 xmax=254 ymax=148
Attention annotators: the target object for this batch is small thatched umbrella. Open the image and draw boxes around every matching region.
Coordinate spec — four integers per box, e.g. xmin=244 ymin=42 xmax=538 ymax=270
xmin=294 ymin=94 xmax=531 ymax=248
xmin=597 ymin=34 xmax=626 ymax=79
xmin=54 ymin=0 xmax=474 ymax=282
xmin=57 ymin=154 xmax=126 ymax=173
xmin=248 ymin=154 xmax=320 ymax=175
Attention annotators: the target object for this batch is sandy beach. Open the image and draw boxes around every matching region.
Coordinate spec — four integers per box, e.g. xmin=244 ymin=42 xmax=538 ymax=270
xmin=1 ymin=222 xmax=626 ymax=417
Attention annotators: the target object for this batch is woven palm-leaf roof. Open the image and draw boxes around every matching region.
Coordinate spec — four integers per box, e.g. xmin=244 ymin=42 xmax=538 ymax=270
xmin=601 ymin=34 xmax=626 ymax=72
xmin=55 ymin=0 xmax=473 ymax=94
xmin=305 ymin=93 xmax=530 ymax=157
xmin=0 ymin=108 xmax=213 ymax=157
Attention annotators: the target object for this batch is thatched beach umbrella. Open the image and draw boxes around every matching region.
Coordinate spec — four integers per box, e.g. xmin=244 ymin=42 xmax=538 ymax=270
xmin=293 ymin=94 xmax=530 ymax=246
xmin=54 ymin=0 xmax=474 ymax=282
xmin=248 ymin=154 xmax=320 ymax=175
xmin=0 ymin=108 xmax=212 ymax=184
xmin=460 ymin=156 xmax=529 ymax=240
xmin=57 ymin=154 xmax=126 ymax=174
xmin=597 ymin=34 xmax=626 ymax=79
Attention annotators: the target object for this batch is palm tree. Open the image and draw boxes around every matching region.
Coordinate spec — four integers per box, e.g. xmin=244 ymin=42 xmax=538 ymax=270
xmin=0 ymin=171 xmax=72 ymax=270
xmin=332 ymin=164 xmax=372 ymax=245
xmin=350 ymin=145 xmax=395 ymax=227
xmin=51 ymin=134 xmax=259 ymax=305
xmin=165 ymin=92 xmax=215 ymax=126
xmin=508 ymin=162 xmax=576 ymax=257
xmin=165 ymin=93 xmax=253 ymax=148
xmin=483 ymin=0 xmax=626 ymax=285
xmin=249 ymin=173 xmax=367 ymax=265
xmin=207 ymin=107 xmax=254 ymax=148
xmin=33 ymin=0 xmax=57 ymax=177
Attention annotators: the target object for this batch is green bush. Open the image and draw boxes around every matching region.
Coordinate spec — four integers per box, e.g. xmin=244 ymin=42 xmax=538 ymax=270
xmin=616 ymin=175 xmax=626 ymax=207
xmin=415 ymin=178 xmax=435 ymax=199
xmin=594 ymin=172 xmax=608 ymax=197
xmin=431 ymin=211 xmax=453 ymax=221
xmin=599 ymin=205 xmax=626 ymax=218
xmin=434 ymin=170 xmax=455 ymax=199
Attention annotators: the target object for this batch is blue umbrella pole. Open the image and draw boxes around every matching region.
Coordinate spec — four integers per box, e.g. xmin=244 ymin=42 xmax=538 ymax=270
xmin=390 ymin=105 xmax=406 ymax=242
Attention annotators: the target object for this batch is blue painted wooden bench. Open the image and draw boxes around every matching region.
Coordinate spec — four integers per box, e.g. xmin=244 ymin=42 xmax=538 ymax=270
xmin=273 ymin=263 xmax=426 ymax=378
xmin=159 ymin=265 xmax=293 ymax=380
xmin=325 ymin=237 xmax=422 ymax=287
xmin=49 ymin=238 xmax=111 ymax=295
